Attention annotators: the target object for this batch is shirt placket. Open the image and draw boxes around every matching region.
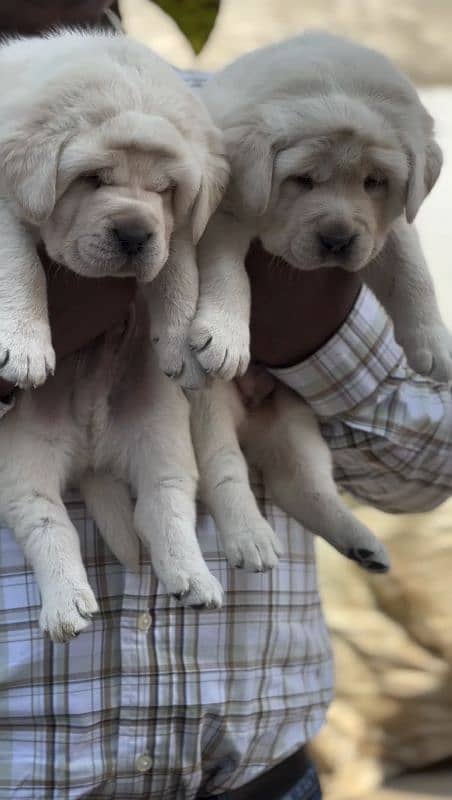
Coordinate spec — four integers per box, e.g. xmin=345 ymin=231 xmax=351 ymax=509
xmin=113 ymin=563 xmax=156 ymax=797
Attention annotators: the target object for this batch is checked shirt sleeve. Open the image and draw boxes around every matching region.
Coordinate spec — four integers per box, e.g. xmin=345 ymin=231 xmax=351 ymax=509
xmin=272 ymin=285 xmax=452 ymax=514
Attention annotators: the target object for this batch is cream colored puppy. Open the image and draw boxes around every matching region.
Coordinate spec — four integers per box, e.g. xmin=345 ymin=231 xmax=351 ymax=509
xmin=0 ymin=31 xmax=228 ymax=641
xmin=192 ymin=31 xmax=448 ymax=378
xmin=187 ymin=33 xmax=451 ymax=575
xmin=0 ymin=30 xmax=225 ymax=389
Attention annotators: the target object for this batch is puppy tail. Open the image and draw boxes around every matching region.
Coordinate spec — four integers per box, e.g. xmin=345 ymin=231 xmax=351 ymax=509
xmin=80 ymin=470 xmax=140 ymax=571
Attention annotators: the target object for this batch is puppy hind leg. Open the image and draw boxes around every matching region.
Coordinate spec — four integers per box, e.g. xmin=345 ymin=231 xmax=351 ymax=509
xmin=191 ymin=381 xmax=282 ymax=573
xmin=129 ymin=384 xmax=223 ymax=608
xmin=245 ymin=388 xmax=389 ymax=573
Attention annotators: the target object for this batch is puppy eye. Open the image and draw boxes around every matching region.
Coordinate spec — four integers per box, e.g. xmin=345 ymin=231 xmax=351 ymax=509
xmin=293 ymin=174 xmax=314 ymax=190
xmin=84 ymin=173 xmax=103 ymax=189
xmin=364 ymin=174 xmax=387 ymax=191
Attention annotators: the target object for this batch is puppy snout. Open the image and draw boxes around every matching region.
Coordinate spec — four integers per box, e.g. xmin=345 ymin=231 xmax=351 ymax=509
xmin=113 ymin=223 xmax=152 ymax=256
xmin=318 ymin=226 xmax=357 ymax=256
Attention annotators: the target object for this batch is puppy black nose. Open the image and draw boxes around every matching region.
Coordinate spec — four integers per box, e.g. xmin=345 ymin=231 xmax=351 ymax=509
xmin=318 ymin=230 xmax=356 ymax=255
xmin=113 ymin=224 xmax=152 ymax=256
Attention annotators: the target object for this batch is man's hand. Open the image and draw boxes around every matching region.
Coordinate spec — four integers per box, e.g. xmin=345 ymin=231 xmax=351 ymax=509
xmin=0 ymin=255 xmax=136 ymax=398
xmin=246 ymin=240 xmax=362 ymax=368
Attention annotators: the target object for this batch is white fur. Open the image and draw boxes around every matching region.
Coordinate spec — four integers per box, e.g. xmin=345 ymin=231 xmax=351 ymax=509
xmin=0 ymin=300 xmax=223 ymax=643
xmin=186 ymin=32 xmax=452 ymax=572
xmin=191 ymin=374 xmax=389 ymax=576
xmin=0 ymin=30 xmax=228 ymax=389
xmin=193 ymin=31 xmax=450 ymax=382
xmin=0 ymin=31 xmax=229 ymax=641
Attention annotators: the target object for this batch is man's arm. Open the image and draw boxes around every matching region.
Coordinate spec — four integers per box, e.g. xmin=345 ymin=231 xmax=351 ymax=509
xmin=0 ymin=257 xmax=136 ymax=399
xmin=248 ymin=241 xmax=452 ymax=515
xmin=247 ymin=240 xmax=361 ymax=367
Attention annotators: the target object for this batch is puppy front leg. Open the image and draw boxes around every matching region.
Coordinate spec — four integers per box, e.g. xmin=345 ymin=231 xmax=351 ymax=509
xmin=190 ymin=380 xmax=281 ymax=572
xmin=189 ymin=211 xmax=251 ymax=380
xmin=243 ymin=385 xmax=389 ymax=573
xmin=145 ymin=229 xmax=204 ymax=389
xmin=130 ymin=377 xmax=223 ymax=608
xmin=365 ymin=218 xmax=452 ymax=381
xmin=0 ymin=203 xmax=54 ymax=387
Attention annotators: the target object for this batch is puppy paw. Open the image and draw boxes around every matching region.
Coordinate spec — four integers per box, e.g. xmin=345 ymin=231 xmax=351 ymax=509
xmin=223 ymin=519 xmax=282 ymax=572
xmin=347 ymin=544 xmax=390 ymax=573
xmin=343 ymin=529 xmax=390 ymax=573
xmin=164 ymin=564 xmax=223 ymax=609
xmin=151 ymin=328 xmax=206 ymax=390
xmin=399 ymin=324 xmax=452 ymax=383
xmin=320 ymin=509 xmax=390 ymax=573
xmin=0 ymin=321 xmax=55 ymax=388
xmin=189 ymin=312 xmax=250 ymax=381
xmin=40 ymin=581 xmax=99 ymax=643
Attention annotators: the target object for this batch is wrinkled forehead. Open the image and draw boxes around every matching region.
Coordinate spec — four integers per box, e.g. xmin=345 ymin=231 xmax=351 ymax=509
xmin=58 ymin=110 xmax=194 ymax=191
xmin=276 ymin=128 xmax=409 ymax=183
xmin=101 ymin=148 xmax=174 ymax=189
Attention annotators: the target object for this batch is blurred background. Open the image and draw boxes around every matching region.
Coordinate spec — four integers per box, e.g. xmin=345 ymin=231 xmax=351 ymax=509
xmin=117 ymin=3 xmax=452 ymax=798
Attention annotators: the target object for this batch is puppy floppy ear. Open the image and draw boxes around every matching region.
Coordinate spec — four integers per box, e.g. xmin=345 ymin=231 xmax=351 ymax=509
xmin=190 ymin=131 xmax=229 ymax=244
xmin=406 ymin=138 xmax=443 ymax=223
xmin=172 ymin=127 xmax=229 ymax=244
xmin=224 ymin=122 xmax=276 ymax=218
xmin=0 ymin=118 xmax=68 ymax=225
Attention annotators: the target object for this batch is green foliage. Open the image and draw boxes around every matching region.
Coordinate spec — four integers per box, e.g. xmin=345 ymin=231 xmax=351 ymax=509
xmin=153 ymin=0 xmax=220 ymax=54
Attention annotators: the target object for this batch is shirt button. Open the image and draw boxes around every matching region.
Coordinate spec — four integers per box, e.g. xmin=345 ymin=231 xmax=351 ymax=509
xmin=137 ymin=612 xmax=151 ymax=632
xmin=135 ymin=752 xmax=153 ymax=772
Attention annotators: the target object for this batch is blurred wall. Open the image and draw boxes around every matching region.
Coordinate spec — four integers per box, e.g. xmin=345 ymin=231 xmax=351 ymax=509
xmin=121 ymin=0 xmax=452 ymax=83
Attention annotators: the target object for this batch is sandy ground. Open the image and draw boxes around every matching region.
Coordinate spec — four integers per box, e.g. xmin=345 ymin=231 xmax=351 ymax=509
xmin=374 ymin=760 xmax=452 ymax=798
xmin=118 ymin=4 xmax=452 ymax=797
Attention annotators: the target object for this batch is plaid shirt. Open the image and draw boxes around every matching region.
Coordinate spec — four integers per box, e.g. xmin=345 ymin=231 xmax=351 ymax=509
xmin=274 ymin=285 xmax=452 ymax=513
xmin=1 ymin=285 xmax=451 ymax=798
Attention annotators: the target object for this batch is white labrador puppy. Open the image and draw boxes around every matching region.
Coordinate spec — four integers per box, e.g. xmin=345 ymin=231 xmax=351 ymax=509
xmin=0 ymin=31 xmax=228 ymax=641
xmin=192 ymin=31 xmax=448 ymax=379
xmin=0 ymin=30 xmax=225 ymax=389
xmin=186 ymin=33 xmax=451 ymax=575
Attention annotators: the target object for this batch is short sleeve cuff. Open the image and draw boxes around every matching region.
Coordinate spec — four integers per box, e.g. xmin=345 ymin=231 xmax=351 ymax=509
xmin=271 ymin=285 xmax=406 ymax=417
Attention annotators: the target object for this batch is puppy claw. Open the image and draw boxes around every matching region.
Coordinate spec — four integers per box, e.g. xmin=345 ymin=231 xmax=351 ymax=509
xmin=223 ymin=520 xmax=282 ymax=573
xmin=189 ymin=315 xmax=250 ymax=381
xmin=40 ymin=581 xmax=99 ymax=643
xmin=152 ymin=331 xmax=206 ymax=389
xmin=0 ymin=349 xmax=10 ymax=369
xmin=191 ymin=335 xmax=212 ymax=353
xmin=0 ymin=322 xmax=55 ymax=388
xmin=165 ymin=567 xmax=223 ymax=609
xmin=347 ymin=546 xmax=390 ymax=574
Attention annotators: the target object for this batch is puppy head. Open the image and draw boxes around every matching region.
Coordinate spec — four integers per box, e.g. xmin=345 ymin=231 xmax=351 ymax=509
xmin=0 ymin=108 xmax=228 ymax=281
xmin=225 ymin=89 xmax=441 ymax=273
